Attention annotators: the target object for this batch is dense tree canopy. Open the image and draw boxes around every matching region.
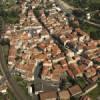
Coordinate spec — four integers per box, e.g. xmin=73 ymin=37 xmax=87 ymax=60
xmin=0 ymin=0 xmax=20 ymax=32
xmin=63 ymin=0 xmax=100 ymax=10
xmin=0 ymin=16 xmax=5 ymax=33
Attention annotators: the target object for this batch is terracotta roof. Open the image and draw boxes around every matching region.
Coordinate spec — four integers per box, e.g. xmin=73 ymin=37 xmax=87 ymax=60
xmin=66 ymin=69 xmax=75 ymax=79
xmin=91 ymin=75 xmax=98 ymax=82
xmin=69 ymin=64 xmax=82 ymax=76
xmin=52 ymin=68 xmax=64 ymax=81
xmin=85 ymin=67 xmax=96 ymax=78
xmin=38 ymin=42 xmax=47 ymax=49
xmin=80 ymin=95 xmax=92 ymax=100
xmin=94 ymin=57 xmax=100 ymax=62
xmin=39 ymin=91 xmax=57 ymax=100
xmin=68 ymin=85 xmax=82 ymax=96
xmin=43 ymin=60 xmax=52 ymax=67
xmin=58 ymin=90 xmax=70 ymax=100
xmin=9 ymin=46 xmax=16 ymax=57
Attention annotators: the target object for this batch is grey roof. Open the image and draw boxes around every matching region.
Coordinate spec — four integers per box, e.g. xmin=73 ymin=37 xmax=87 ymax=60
xmin=33 ymin=79 xmax=59 ymax=92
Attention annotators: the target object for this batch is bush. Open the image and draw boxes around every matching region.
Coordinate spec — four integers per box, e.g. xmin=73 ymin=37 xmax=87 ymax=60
xmin=90 ymin=31 xmax=100 ymax=40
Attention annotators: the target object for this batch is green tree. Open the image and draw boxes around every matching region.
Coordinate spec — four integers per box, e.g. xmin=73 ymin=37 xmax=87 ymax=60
xmin=0 ymin=16 xmax=5 ymax=33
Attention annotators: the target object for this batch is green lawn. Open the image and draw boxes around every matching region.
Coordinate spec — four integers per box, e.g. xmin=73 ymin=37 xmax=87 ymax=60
xmin=0 ymin=0 xmax=20 ymax=26
xmin=0 ymin=94 xmax=5 ymax=100
xmin=7 ymin=89 xmax=17 ymax=100
xmin=63 ymin=0 xmax=100 ymax=10
xmin=80 ymin=22 xmax=100 ymax=40
xmin=76 ymin=77 xmax=86 ymax=88
xmin=12 ymin=74 xmax=29 ymax=96
xmin=88 ymin=82 xmax=100 ymax=99
xmin=90 ymin=0 xmax=100 ymax=3
xmin=2 ymin=45 xmax=9 ymax=62
xmin=12 ymin=74 xmax=32 ymax=100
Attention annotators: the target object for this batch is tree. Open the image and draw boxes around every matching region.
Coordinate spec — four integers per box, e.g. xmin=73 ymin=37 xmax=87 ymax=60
xmin=90 ymin=30 xmax=100 ymax=40
xmin=0 ymin=16 xmax=5 ymax=33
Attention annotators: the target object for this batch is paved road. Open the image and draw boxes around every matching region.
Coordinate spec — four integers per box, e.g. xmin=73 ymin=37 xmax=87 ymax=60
xmin=55 ymin=0 xmax=74 ymax=12
xmin=0 ymin=68 xmax=16 ymax=85
xmin=0 ymin=45 xmax=30 ymax=100
xmin=84 ymin=19 xmax=100 ymax=28
xmin=0 ymin=76 xmax=6 ymax=85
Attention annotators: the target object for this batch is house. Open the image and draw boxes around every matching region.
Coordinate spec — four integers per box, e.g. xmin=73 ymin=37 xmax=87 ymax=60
xmin=37 ymin=42 xmax=47 ymax=51
xmin=83 ymin=42 xmax=98 ymax=53
xmin=66 ymin=49 xmax=74 ymax=58
xmin=48 ymin=8 xmax=58 ymax=15
xmin=60 ymin=35 xmax=69 ymax=46
xmin=79 ymin=58 xmax=93 ymax=68
xmin=68 ymin=85 xmax=82 ymax=96
xmin=51 ymin=44 xmax=61 ymax=56
xmin=84 ymin=67 xmax=96 ymax=78
xmin=82 ymin=48 xmax=100 ymax=60
xmin=52 ymin=53 xmax=65 ymax=64
xmin=93 ymin=57 xmax=100 ymax=65
xmin=67 ymin=56 xmax=80 ymax=64
xmin=8 ymin=46 xmax=16 ymax=68
xmin=67 ymin=57 xmax=76 ymax=64
xmin=35 ymin=53 xmax=48 ymax=62
xmin=41 ymin=31 xmax=50 ymax=40
xmin=39 ymin=90 xmax=57 ymax=100
xmin=60 ymin=59 xmax=68 ymax=70
xmin=66 ymin=69 xmax=75 ymax=79
xmin=51 ymin=67 xmax=65 ymax=81
xmin=43 ymin=60 xmax=52 ymax=67
xmin=41 ymin=67 xmax=52 ymax=80
xmin=58 ymin=90 xmax=70 ymax=100
xmin=76 ymin=44 xmax=84 ymax=55
xmin=80 ymin=95 xmax=92 ymax=100
xmin=76 ymin=28 xmax=90 ymax=42
xmin=69 ymin=64 xmax=83 ymax=77
xmin=90 ymin=75 xmax=98 ymax=82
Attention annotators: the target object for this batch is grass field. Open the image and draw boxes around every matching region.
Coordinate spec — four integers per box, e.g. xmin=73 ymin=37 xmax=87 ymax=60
xmin=80 ymin=22 xmax=100 ymax=40
xmin=63 ymin=0 xmax=100 ymax=9
xmin=88 ymin=82 xmax=100 ymax=99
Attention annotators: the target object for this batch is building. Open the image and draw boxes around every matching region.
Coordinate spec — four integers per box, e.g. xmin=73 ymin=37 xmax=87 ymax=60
xmin=33 ymin=79 xmax=59 ymax=95
xmin=39 ymin=90 xmax=57 ymax=100
xmin=80 ymin=95 xmax=92 ymax=100
xmin=68 ymin=85 xmax=82 ymax=96
xmin=58 ymin=90 xmax=70 ymax=100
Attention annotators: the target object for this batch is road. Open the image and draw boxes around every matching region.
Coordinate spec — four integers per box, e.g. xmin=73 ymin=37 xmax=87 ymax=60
xmin=0 ymin=68 xmax=16 ymax=85
xmin=0 ymin=76 xmax=6 ymax=85
xmin=84 ymin=19 xmax=100 ymax=28
xmin=55 ymin=0 xmax=100 ymax=28
xmin=0 ymin=45 xmax=31 ymax=100
xmin=55 ymin=0 xmax=74 ymax=12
